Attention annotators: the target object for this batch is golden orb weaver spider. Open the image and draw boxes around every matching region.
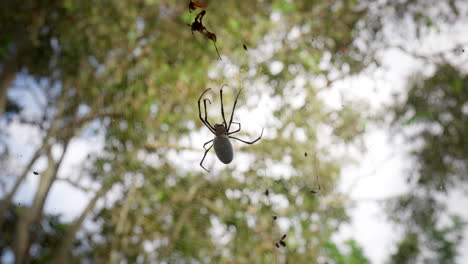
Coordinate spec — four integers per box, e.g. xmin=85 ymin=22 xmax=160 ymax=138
xmin=198 ymin=85 xmax=263 ymax=172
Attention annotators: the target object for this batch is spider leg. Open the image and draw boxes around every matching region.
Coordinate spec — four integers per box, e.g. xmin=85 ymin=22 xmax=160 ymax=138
xmin=227 ymin=88 xmax=243 ymax=132
xmin=229 ymin=128 xmax=264 ymax=144
xmin=198 ymin=88 xmax=215 ymax=134
xmin=220 ymin=84 xmax=229 ymax=128
xmin=200 ymin=142 xmax=213 ymax=172
xmin=203 ymin=99 xmax=216 ymax=130
xmin=203 ymin=139 xmax=214 ymax=150
xmin=228 ymin=122 xmax=241 ymax=135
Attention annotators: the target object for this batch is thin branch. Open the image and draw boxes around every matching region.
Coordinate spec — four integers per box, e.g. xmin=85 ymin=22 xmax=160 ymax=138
xmin=144 ymin=142 xmax=202 ymax=152
xmin=18 ymin=116 xmax=45 ymax=127
xmin=14 ymin=98 xmax=76 ymax=261
xmin=0 ymin=134 xmax=52 ymax=221
xmin=344 ymin=152 xmax=395 ymax=196
xmin=351 ymin=192 xmax=408 ymax=203
xmin=0 ymin=176 xmax=7 ymax=194
xmin=30 ymin=128 xmax=73 ymax=221
xmin=145 ymin=140 xmax=255 ymax=155
xmin=56 ymin=177 xmax=95 ymax=193
xmin=73 ymin=111 xmax=125 ymax=127
xmin=12 ymin=82 xmax=48 ymax=111
xmin=161 ymin=182 xmax=201 ymax=260
xmin=392 ymin=42 xmax=468 ymax=64
xmin=201 ymin=198 xmax=223 ymax=215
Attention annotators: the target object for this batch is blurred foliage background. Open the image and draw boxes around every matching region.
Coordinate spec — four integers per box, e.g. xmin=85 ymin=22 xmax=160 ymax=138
xmin=0 ymin=0 xmax=467 ymax=263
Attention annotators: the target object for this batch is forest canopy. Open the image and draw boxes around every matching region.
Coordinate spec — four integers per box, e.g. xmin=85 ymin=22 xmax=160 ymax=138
xmin=0 ymin=0 xmax=466 ymax=263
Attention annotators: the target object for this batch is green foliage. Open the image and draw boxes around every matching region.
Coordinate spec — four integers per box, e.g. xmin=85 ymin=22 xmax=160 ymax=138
xmin=387 ymin=64 xmax=468 ymax=263
xmin=392 ymin=64 xmax=468 ymax=191
xmin=325 ymin=239 xmax=371 ymax=264
xmin=389 ymin=216 xmax=467 ymax=264
xmin=389 ymin=232 xmax=420 ymax=264
xmin=272 ymin=0 xmax=297 ymax=13
xmin=429 ymin=215 xmax=467 ymax=264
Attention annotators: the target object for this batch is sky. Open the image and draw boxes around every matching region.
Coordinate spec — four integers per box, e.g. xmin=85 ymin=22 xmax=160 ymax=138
xmin=329 ymin=44 xmax=468 ymax=263
xmin=2 ymin=9 xmax=468 ymax=264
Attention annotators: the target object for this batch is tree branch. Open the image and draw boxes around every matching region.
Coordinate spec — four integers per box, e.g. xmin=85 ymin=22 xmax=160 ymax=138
xmin=56 ymin=177 xmax=95 ymax=193
xmin=144 ymin=141 xmax=202 ymax=152
xmin=52 ymin=182 xmax=113 ymax=264
xmin=160 ymin=183 xmax=201 ymax=260
xmin=0 ymin=54 xmax=20 ymax=118
xmin=0 ymin=131 xmax=52 ymax=223
xmin=391 ymin=42 xmax=468 ymax=64
xmin=13 ymin=87 xmax=74 ymax=263
xmin=74 ymin=111 xmax=125 ymax=128
xmin=108 ymin=176 xmax=138 ymax=264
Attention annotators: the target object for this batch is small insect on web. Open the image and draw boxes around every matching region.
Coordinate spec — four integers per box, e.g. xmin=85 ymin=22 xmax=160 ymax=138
xmin=197 ymin=85 xmax=264 ymax=172
xmin=187 ymin=10 xmax=222 ymax=60
xmin=309 ymin=154 xmax=322 ymax=194
xmin=274 ymin=234 xmax=287 ymax=249
xmin=188 ymin=10 xmax=207 ymax=35
xmin=279 ymin=234 xmax=287 ymax=247
xmin=310 ymin=174 xmax=322 ymax=194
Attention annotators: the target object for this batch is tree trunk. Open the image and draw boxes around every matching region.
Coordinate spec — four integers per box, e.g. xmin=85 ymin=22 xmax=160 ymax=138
xmin=0 ymin=142 xmax=50 ymax=223
xmin=0 ymin=107 xmax=61 ymax=226
xmin=0 ymin=57 xmax=19 ymax=118
xmin=51 ymin=184 xmax=112 ymax=264
xmin=13 ymin=138 xmax=70 ymax=264
xmin=0 ymin=76 xmax=69 ymax=220
xmin=108 ymin=177 xmax=138 ymax=264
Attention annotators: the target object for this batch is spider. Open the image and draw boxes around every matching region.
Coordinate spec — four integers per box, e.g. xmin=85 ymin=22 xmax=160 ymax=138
xmin=198 ymin=85 xmax=263 ymax=172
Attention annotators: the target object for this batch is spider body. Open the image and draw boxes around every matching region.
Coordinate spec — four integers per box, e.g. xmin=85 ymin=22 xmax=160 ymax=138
xmin=213 ymin=124 xmax=233 ymax=164
xmin=198 ymin=85 xmax=263 ymax=172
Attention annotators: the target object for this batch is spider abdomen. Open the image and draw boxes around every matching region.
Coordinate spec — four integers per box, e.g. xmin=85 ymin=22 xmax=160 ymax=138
xmin=213 ymin=135 xmax=233 ymax=164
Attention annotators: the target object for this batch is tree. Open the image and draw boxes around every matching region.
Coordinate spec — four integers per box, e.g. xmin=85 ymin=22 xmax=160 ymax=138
xmin=1 ymin=0 xmax=462 ymax=263
xmin=366 ymin=1 xmax=468 ymax=262
xmin=386 ymin=64 xmax=468 ymax=263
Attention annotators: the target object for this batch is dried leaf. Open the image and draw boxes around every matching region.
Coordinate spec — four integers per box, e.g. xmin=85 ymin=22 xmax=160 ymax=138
xmin=205 ymin=31 xmax=216 ymax=42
